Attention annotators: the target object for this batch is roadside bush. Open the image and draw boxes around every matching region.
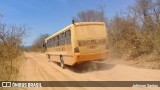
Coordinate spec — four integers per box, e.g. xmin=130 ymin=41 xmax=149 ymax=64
xmin=0 ymin=22 xmax=28 ymax=80
xmin=29 ymin=34 xmax=49 ymax=52
xmin=109 ymin=0 xmax=160 ymax=61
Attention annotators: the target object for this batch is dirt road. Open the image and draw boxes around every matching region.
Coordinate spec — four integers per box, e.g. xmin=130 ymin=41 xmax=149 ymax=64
xmin=19 ymin=52 xmax=160 ymax=90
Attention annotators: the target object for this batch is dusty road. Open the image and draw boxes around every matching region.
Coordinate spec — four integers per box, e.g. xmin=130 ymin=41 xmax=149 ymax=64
xmin=19 ymin=52 xmax=160 ymax=90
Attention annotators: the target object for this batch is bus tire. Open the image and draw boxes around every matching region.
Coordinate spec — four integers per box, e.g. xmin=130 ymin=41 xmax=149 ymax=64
xmin=61 ymin=62 xmax=64 ymax=69
xmin=60 ymin=55 xmax=65 ymax=69
xmin=47 ymin=54 xmax=50 ymax=59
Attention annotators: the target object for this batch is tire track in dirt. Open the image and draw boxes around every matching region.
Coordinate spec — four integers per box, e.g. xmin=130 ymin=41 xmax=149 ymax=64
xmin=21 ymin=52 xmax=160 ymax=90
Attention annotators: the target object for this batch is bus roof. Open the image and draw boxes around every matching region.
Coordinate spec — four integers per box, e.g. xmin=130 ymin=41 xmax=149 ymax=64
xmin=45 ymin=22 xmax=105 ymax=42
xmin=74 ymin=22 xmax=105 ymax=26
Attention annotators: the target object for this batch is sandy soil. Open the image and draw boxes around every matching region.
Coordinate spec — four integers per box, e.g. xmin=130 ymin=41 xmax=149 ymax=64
xmin=18 ymin=52 xmax=160 ymax=90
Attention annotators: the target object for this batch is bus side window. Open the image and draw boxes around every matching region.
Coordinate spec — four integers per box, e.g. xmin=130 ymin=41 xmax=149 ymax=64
xmin=59 ymin=33 xmax=63 ymax=46
xmin=48 ymin=40 xmax=49 ymax=48
xmin=51 ymin=38 xmax=54 ymax=47
xmin=53 ymin=37 xmax=55 ymax=47
xmin=46 ymin=41 xmax=49 ymax=48
xmin=49 ymin=39 xmax=51 ymax=48
xmin=48 ymin=40 xmax=50 ymax=48
xmin=60 ymin=32 xmax=65 ymax=45
xmin=65 ymin=30 xmax=71 ymax=44
xmin=55 ymin=36 xmax=58 ymax=46
xmin=57 ymin=35 xmax=60 ymax=46
xmin=50 ymin=38 xmax=52 ymax=47
xmin=62 ymin=32 xmax=65 ymax=45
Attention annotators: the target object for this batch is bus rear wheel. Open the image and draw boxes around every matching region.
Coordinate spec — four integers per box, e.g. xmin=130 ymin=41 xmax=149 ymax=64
xmin=60 ymin=62 xmax=64 ymax=69
xmin=47 ymin=54 xmax=50 ymax=59
xmin=60 ymin=55 xmax=65 ymax=69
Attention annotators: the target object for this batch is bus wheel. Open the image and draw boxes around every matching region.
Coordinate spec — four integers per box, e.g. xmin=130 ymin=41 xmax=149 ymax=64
xmin=47 ymin=54 xmax=50 ymax=59
xmin=60 ymin=55 xmax=65 ymax=69
xmin=61 ymin=62 xmax=64 ymax=69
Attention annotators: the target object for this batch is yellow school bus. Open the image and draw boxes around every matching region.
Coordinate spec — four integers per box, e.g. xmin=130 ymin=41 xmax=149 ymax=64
xmin=44 ymin=21 xmax=109 ymax=68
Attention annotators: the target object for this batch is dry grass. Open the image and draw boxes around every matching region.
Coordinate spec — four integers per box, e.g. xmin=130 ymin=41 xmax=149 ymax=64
xmin=27 ymin=34 xmax=49 ymax=52
xmin=0 ymin=53 xmax=24 ymax=81
xmin=130 ymin=52 xmax=160 ymax=69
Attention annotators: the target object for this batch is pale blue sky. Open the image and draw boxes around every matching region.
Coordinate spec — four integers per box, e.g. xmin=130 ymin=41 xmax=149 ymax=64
xmin=0 ymin=0 xmax=135 ymax=46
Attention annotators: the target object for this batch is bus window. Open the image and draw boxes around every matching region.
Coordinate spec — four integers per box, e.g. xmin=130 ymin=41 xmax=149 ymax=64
xmin=60 ymin=33 xmax=65 ymax=45
xmin=46 ymin=41 xmax=49 ymax=48
xmin=57 ymin=35 xmax=60 ymax=46
xmin=47 ymin=39 xmax=50 ymax=48
xmin=65 ymin=30 xmax=71 ymax=44
xmin=50 ymin=38 xmax=52 ymax=47
xmin=49 ymin=39 xmax=51 ymax=48
xmin=62 ymin=32 xmax=65 ymax=45
xmin=47 ymin=40 xmax=49 ymax=48
xmin=55 ymin=35 xmax=60 ymax=46
xmin=51 ymin=38 xmax=55 ymax=47
xmin=53 ymin=37 xmax=55 ymax=47
xmin=55 ymin=36 xmax=58 ymax=46
xmin=59 ymin=33 xmax=63 ymax=46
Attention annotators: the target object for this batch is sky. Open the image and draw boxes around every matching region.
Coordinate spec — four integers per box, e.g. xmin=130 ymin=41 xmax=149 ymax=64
xmin=0 ymin=0 xmax=135 ymax=46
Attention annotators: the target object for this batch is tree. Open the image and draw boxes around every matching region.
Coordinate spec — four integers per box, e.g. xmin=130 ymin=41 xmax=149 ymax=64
xmin=109 ymin=0 xmax=153 ymax=58
xmin=0 ymin=22 xmax=28 ymax=80
xmin=0 ymin=23 xmax=28 ymax=58
xmin=73 ymin=5 xmax=107 ymax=23
xmin=153 ymin=1 xmax=159 ymax=24
xmin=31 ymin=34 xmax=50 ymax=52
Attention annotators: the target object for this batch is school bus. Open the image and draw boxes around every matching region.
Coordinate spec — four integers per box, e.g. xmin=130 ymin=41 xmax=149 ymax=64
xmin=44 ymin=21 xmax=109 ymax=68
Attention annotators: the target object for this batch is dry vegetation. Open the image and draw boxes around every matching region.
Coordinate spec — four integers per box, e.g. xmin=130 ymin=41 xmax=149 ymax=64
xmin=109 ymin=0 xmax=160 ymax=57
xmin=109 ymin=0 xmax=160 ymax=68
xmin=74 ymin=0 xmax=160 ymax=69
xmin=26 ymin=34 xmax=49 ymax=52
xmin=0 ymin=15 xmax=28 ymax=80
